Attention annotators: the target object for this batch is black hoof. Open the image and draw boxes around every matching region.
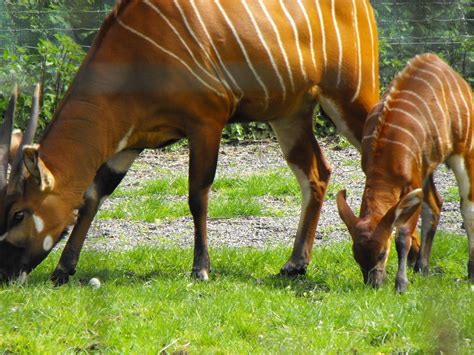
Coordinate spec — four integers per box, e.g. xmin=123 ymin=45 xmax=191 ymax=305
xmin=280 ymin=261 xmax=308 ymax=278
xmin=395 ymin=278 xmax=408 ymax=294
xmin=191 ymin=269 xmax=210 ymax=281
xmin=51 ymin=269 xmax=73 ymax=286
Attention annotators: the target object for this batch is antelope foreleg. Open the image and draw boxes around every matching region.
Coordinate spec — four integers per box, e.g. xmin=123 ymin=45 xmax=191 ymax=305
xmin=395 ymin=214 xmax=419 ymax=293
xmin=414 ymin=175 xmax=442 ymax=274
xmin=51 ymin=149 xmax=140 ymax=285
xmin=188 ymin=128 xmax=222 ymax=281
xmin=51 ymin=197 xmax=98 ymax=285
xmin=271 ymin=117 xmax=332 ymax=277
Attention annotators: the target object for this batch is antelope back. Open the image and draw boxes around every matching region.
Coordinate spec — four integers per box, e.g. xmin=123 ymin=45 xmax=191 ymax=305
xmin=0 ymin=0 xmax=381 ymax=281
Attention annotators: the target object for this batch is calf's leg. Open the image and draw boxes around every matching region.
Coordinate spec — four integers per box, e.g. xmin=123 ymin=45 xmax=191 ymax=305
xmin=414 ymin=175 xmax=442 ymax=274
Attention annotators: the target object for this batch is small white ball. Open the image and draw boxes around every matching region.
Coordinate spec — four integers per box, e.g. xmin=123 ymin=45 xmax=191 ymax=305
xmin=88 ymin=277 xmax=101 ymax=289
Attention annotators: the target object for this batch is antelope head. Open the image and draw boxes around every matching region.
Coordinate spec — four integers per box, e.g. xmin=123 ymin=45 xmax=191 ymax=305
xmin=336 ymin=188 xmax=423 ymax=287
xmin=0 ymin=85 xmax=74 ymax=283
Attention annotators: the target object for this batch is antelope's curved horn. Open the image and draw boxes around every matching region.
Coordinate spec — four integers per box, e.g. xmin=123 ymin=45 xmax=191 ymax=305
xmin=9 ymin=84 xmax=41 ymax=194
xmin=20 ymin=83 xmax=40 ymax=147
xmin=0 ymin=85 xmax=18 ymax=192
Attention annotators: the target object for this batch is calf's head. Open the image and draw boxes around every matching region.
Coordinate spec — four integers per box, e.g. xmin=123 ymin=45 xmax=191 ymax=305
xmin=336 ymin=189 xmax=423 ymax=287
xmin=0 ymin=85 xmax=75 ymax=282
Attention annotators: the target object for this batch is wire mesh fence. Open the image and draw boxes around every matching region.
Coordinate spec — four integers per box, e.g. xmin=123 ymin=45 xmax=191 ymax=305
xmin=372 ymin=0 xmax=473 ymax=86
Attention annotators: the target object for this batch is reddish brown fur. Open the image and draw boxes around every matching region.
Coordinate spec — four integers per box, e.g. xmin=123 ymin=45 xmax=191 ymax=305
xmin=1 ymin=0 xmax=380 ymax=282
xmin=338 ymin=54 xmax=474 ymax=292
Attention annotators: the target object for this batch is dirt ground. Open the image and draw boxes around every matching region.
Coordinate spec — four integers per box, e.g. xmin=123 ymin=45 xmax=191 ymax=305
xmin=80 ymin=138 xmax=465 ymax=252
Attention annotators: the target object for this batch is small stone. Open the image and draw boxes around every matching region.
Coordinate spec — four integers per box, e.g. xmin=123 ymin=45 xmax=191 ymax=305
xmin=89 ymin=277 xmax=101 ymax=289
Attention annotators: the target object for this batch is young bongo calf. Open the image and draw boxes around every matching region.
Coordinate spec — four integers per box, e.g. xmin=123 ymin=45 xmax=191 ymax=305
xmin=337 ymin=53 xmax=473 ymax=292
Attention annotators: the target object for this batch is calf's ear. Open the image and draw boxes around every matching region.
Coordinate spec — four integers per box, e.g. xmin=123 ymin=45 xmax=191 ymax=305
xmin=23 ymin=144 xmax=55 ymax=192
xmin=336 ymin=190 xmax=359 ymax=238
xmin=393 ymin=189 xmax=423 ymax=227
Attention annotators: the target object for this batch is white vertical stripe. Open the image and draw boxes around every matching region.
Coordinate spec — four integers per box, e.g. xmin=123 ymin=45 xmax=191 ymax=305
xmin=297 ymin=0 xmax=317 ymax=74
xmin=414 ymin=66 xmax=450 ymax=122
xmin=362 ymin=0 xmax=376 ymax=94
xmin=279 ymin=0 xmax=307 ymax=81
xmin=420 ymin=60 xmax=463 ymax=143
xmin=367 ymin=110 xmax=382 ymax=121
xmin=117 ymin=19 xmax=224 ymax=98
xmin=460 ymin=80 xmax=473 ymax=151
xmin=445 ymin=69 xmax=470 ymax=148
xmin=259 ymin=0 xmax=295 ymax=91
xmin=143 ymin=0 xmax=220 ymax=85
xmin=315 ymin=0 xmax=327 ymax=70
xmin=189 ymin=0 xmax=242 ymax=94
xmin=389 ymin=99 xmax=435 ymax=150
xmin=331 ymin=0 xmax=343 ymax=86
xmin=385 ymin=122 xmax=423 ymax=153
xmin=173 ymin=0 xmax=232 ymax=93
xmin=380 ymin=138 xmax=420 ymax=162
xmin=362 ymin=133 xmax=377 ymax=142
xmin=242 ymin=0 xmax=286 ymax=101
xmin=412 ymin=75 xmax=450 ymax=149
xmin=215 ymin=0 xmax=269 ymax=109
xmin=462 ymin=80 xmax=474 ymax=151
xmin=351 ymin=0 xmax=362 ymax=103
xmin=400 ymin=90 xmax=445 ymax=157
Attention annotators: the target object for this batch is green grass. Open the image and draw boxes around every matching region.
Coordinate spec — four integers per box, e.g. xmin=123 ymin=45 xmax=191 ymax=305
xmin=98 ymin=169 xmax=351 ymax=222
xmin=0 ymin=232 xmax=471 ymax=353
xmin=99 ymin=169 xmax=302 ymax=221
xmin=445 ymin=185 xmax=460 ymax=203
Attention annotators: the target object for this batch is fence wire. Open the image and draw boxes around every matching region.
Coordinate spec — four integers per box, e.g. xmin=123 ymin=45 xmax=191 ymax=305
xmin=0 ymin=1 xmax=472 ymax=85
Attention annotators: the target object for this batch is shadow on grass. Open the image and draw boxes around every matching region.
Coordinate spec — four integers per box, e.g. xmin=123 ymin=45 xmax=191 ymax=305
xmin=23 ymin=245 xmax=366 ymax=295
xmin=26 ymin=264 xmax=354 ymax=296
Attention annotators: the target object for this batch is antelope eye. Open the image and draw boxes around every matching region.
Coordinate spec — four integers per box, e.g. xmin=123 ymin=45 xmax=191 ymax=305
xmin=13 ymin=211 xmax=25 ymax=223
xmin=378 ymin=250 xmax=387 ymax=260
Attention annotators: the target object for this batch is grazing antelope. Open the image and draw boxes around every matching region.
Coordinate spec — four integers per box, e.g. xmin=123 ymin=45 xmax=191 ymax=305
xmin=337 ymin=53 xmax=474 ymax=292
xmin=0 ymin=0 xmax=381 ymax=284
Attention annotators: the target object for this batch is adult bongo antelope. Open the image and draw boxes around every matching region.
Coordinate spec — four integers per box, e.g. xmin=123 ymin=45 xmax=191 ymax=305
xmin=0 ymin=0 xmax=381 ymax=284
xmin=337 ymin=53 xmax=474 ymax=292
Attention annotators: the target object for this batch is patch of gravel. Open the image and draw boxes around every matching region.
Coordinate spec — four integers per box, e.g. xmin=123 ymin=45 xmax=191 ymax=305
xmin=81 ymin=139 xmax=464 ymax=252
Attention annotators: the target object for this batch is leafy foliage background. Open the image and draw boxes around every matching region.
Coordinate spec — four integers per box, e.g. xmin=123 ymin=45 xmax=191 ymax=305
xmin=0 ymin=0 xmax=472 ymax=140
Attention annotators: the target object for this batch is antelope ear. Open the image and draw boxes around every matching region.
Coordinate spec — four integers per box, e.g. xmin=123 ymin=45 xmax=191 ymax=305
xmin=393 ymin=189 xmax=423 ymax=227
xmin=8 ymin=129 xmax=23 ymax=165
xmin=336 ymin=190 xmax=359 ymax=238
xmin=23 ymin=144 xmax=55 ymax=191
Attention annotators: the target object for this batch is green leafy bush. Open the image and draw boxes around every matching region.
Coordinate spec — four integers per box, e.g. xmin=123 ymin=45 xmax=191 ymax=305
xmin=1 ymin=34 xmax=84 ymax=132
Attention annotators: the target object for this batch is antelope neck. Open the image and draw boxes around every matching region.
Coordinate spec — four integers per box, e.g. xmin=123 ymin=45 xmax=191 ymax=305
xmin=39 ymin=99 xmax=128 ymax=200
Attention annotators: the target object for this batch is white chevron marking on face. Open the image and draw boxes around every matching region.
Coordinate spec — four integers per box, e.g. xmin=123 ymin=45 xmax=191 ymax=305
xmin=33 ymin=214 xmax=45 ymax=234
xmin=43 ymin=235 xmax=54 ymax=251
